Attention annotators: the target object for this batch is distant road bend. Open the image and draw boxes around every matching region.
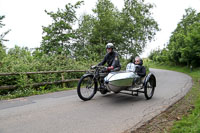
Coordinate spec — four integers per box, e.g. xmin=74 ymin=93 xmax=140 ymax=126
xmin=0 ymin=68 xmax=192 ymax=133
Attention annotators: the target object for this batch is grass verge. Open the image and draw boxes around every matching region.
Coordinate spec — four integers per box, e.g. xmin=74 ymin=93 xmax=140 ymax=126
xmin=133 ymin=62 xmax=200 ymax=133
xmin=0 ymin=86 xmax=75 ymax=100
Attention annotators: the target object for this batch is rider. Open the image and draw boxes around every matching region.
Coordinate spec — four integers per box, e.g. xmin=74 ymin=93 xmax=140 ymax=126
xmin=134 ymin=56 xmax=146 ymax=77
xmin=134 ymin=56 xmax=146 ymax=85
xmin=98 ymin=43 xmax=121 ymax=72
xmin=97 ymin=43 xmax=121 ymax=94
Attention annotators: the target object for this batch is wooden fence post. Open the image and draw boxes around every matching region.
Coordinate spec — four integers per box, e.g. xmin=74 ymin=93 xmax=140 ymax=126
xmin=61 ymin=73 xmax=66 ymax=88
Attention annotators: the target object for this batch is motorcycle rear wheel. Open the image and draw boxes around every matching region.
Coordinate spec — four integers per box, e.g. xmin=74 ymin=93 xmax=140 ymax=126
xmin=77 ymin=75 xmax=97 ymax=101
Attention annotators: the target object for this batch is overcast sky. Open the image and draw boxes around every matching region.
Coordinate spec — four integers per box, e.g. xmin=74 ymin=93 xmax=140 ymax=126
xmin=0 ymin=0 xmax=200 ymax=57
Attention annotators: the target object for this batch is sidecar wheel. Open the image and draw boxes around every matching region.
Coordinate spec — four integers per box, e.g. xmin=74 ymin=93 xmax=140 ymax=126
xmin=144 ymin=76 xmax=155 ymax=100
xmin=77 ymin=75 xmax=97 ymax=101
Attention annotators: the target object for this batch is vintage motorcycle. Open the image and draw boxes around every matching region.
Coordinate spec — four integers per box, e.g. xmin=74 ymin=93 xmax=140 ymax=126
xmin=77 ymin=66 xmax=156 ymax=101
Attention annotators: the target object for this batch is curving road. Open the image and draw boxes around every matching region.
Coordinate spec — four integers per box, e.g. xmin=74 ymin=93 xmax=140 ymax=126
xmin=0 ymin=69 xmax=192 ymax=133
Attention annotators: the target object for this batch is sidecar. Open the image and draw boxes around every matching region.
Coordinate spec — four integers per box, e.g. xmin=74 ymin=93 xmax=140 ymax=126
xmin=104 ymin=71 xmax=156 ymax=99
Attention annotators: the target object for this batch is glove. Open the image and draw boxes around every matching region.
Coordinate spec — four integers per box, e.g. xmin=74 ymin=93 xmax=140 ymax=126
xmin=102 ymin=67 xmax=107 ymax=72
xmin=107 ymin=66 xmax=114 ymax=71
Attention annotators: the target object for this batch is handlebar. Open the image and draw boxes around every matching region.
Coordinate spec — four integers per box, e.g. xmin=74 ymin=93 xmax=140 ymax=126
xmin=90 ymin=65 xmax=106 ymax=69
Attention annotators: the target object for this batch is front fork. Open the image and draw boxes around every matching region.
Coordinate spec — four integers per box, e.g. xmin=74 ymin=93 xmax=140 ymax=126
xmin=92 ymin=75 xmax=103 ymax=91
xmin=94 ymin=72 xmax=108 ymax=91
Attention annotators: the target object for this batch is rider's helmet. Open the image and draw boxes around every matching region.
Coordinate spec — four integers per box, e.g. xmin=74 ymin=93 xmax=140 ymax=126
xmin=106 ymin=43 xmax=114 ymax=49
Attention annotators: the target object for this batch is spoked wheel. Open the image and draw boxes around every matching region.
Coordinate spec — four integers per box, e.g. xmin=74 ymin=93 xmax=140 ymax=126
xmin=144 ymin=77 xmax=155 ymax=100
xmin=77 ymin=75 xmax=97 ymax=101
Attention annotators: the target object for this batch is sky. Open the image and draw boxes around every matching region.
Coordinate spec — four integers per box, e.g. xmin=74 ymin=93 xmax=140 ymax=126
xmin=0 ymin=0 xmax=200 ymax=57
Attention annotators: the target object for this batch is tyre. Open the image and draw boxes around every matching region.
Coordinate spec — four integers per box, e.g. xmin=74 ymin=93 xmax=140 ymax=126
xmin=144 ymin=76 xmax=155 ymax=100
xmin=77 ymin=75 xmax=97 ymax=101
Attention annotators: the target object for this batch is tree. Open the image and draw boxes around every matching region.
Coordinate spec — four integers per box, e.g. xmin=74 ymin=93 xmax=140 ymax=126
xmin=72 ymin=14 xmax=97 ymax=60
xmin=41 ymin=0 xmax=159 ymax=60
xmin=0 ymin=15 xmax=10 ymax=61
xmin=74 ymin=0 xmax=159 ymax=58
xmin=72 ymin=0 xmax=125 ymax=59
xmin=0 ymin=15 xmax=10 ymax=46
xmin=167 ymin=8 xmax=200 ymax=66
xmin=150 ymin=8 xmax=200 ymax=67
xmin=40 ymin=1 xmax=83 ymax=55
xmin=121 ymin=0 xmax=159 ymax=57
xmin=90 ymin=0 xmax=123 ymax=57
xmin=182 ymin=22 xmax=200 ymax=66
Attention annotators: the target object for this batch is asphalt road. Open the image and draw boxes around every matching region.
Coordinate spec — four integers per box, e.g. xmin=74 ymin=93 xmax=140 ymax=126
xmin=0 ymin=69 xmax=192 ymax=133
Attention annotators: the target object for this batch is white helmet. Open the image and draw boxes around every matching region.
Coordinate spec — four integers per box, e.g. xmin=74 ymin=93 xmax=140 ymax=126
xmin=106 ymin=43 xmax=114 ymax=49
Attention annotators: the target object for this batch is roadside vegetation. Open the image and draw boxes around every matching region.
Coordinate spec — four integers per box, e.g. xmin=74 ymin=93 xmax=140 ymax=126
xmin=0 ymin=0 xmax=200 ymax=132
xmin=146 ymin=62 xmax=200 ymax=133
xmin=149 ymin=8 xmax=200 ymax=68
xmin=0 ymin=0 xmax=157 ymax=100
xmin=141 ymin=8 xmax=200 ymax=132
xmin=170 ymin=69 xmax=200 ymax=133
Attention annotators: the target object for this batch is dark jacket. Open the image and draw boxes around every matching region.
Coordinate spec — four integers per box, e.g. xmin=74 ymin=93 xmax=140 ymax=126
xmin=98 ymin=51 xmax=121 ymax=71
xmin=135 ymin=59 xmax=146 ymax=77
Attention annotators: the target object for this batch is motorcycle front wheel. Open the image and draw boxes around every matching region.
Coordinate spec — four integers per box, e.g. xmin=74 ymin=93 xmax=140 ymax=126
xmin=77 ymin=75 xmax=97 ymax=101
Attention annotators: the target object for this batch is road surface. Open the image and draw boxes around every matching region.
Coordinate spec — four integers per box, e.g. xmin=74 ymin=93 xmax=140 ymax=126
xmin=0 ymin=69 xmax=192 ymax=133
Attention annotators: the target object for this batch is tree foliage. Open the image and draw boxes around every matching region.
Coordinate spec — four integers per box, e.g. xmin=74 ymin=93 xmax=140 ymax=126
xmin=0 ymin=15 xmax=10 ymax=45
xmin=41 ymin=0 xmax=159 ymax=59
xmin=0 ymin=15 xmax=10 ymax=61
xmin=120 ymin=0 xmax=159 ymax=56
xmin=40 ymin=1 xmax=83 ymax=55
xmin=149 ymin=8 xmax=200 ymax=67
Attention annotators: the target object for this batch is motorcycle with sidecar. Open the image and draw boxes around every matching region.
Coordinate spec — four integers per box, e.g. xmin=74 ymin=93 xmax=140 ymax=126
xmin=77 ymin=66 xmax=156 ymax=101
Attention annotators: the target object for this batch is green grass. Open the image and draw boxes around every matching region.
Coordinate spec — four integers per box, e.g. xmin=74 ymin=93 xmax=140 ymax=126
xmin=0 ymin=86 xmax=75 ymax=100
xmin=0 ymin=80 xmax=79 ymax=100
xmin=148 ymin=62 xmax=200 ymax=133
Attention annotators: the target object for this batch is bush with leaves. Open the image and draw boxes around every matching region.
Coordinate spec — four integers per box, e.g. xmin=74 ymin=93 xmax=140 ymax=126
xmin=0 ymin=46 xmax=98 ymax=96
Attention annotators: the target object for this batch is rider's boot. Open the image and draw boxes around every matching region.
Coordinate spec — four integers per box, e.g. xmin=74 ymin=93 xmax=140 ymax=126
xmin=131 ymin=81 xmax=135 ymax=88
xmin=99 ymin=85 xmax=108 ymax=94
